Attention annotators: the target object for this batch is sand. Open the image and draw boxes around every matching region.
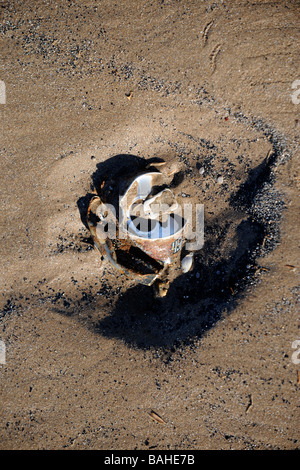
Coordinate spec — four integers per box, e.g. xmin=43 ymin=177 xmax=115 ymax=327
xmin=0 ymin=0 xmax=299 ymax=450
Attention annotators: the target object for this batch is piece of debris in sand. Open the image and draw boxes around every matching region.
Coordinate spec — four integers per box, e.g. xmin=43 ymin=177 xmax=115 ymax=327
xmin=245 ymin=394 xmax=253 ymax=413
xmin=149 ymin=410 xmax=166 ymax=424
xmin=86 ymin=157 xmax=198 ymax=296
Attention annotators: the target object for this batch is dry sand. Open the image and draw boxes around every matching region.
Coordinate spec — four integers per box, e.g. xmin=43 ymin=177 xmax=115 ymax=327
xmin=0 ymin=0 xmax=299 ymax=450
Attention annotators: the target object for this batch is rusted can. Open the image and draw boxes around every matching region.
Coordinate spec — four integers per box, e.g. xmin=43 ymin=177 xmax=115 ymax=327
xmin=87 ymin=159 xmax=193 ymax=296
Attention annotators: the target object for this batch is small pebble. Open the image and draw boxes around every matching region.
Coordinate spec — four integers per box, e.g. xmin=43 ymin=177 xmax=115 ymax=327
xmin=181 ymin=253 xmax=194 ymax=273
xmin=199 ymin=167 xmax=205 ymax=175
xmin=217 ymin=176 xmax=224 ymax=184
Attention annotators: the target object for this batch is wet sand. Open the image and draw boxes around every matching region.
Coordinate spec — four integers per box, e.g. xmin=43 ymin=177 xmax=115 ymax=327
xmin=0 ymin=0 xmax=299 ymax=449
